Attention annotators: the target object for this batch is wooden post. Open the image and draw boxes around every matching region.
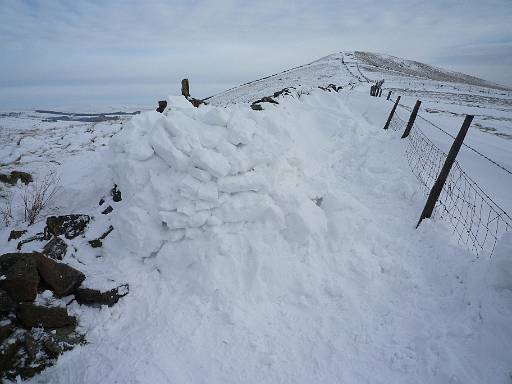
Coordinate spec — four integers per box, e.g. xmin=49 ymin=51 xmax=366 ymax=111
xmin=386 ymin=91 xmax=392 ymax=100
xmin=383 ymin=96 xmax=401 ymax=130
xmin=378 ymin=88 xmax=382 ymax=97
xmin=401 ymin=100 xmax=422 ymax=139
xmin=416 ymin=115 xmax=474 ymax=228
xmin=181 ymin=79 xmax=190 ymax=98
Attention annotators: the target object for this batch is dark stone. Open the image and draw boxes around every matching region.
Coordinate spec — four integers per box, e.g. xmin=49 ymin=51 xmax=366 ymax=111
xmin=17 ymin=232 xmax=46 ymax=250
xmin=17 ymin=303 xmax=76 ymax=329
xmin=156 ymin=100 xmax=167 ymax=113
xmin=0 ymin=253 xmax=40 ymax=302
xmin=111 ymin=184 xmax=122 ymax=202
xmin=0 ymin=171 xmax=32 ymax=185
xmin=88 ymin=239 xmax=102 ymax=248
xmin=99 ymin=197 xmax=105 ymax=206
xmin=253 ymin=96 xmax=278 ymax=105
xmin=45 ymin=214 xmax=90 ymax=239
xmin=75 ymin=284 xmax=129 ymax=307
xmin=33 ymin=253 xmax=85 ymax=297
xmin=273 ymin=87 xmax=294 ymax=98
xmin=42 ymin=237 xmax=67 ymax=260
xmin=102 ymin=205 xmax=113 ymax=215
xmin=8 ymin=230 xmax=26 ymax=241
xmin=88 ymin=225 xmax=113 ymax=248
xmin=0 ymin=289 xmax=16 ymax=313
xmin=188 ymin=97 xmax=206 ymax=108
xmin=0 ymin=323 xmax=13 ymax=343
xmin=42 ymin=339 xmax=62 ymax=358
xmin=250 ymin=104 xmax=263 ymax=111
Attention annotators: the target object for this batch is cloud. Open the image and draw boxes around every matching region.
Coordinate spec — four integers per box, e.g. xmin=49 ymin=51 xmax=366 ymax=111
xmin=1 ymin=0 xmax=511 ymax=108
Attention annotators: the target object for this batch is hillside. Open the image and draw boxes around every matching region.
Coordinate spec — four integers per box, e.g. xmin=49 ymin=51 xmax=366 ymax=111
xmin=0 ymin=52 xmax=511 ymax=384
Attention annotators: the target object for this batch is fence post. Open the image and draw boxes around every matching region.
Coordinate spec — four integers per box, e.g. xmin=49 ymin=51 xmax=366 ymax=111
xmin=181 ymin=79 xmax=190 ymax=98
xmin=416 ymin=115 xmax=474 ymax=228
xmin=386 ymin=91 xmax=391 ymax=100
xmin=401 ymin=100 xmax=422 ymax=139
xmin=378 ymin=88 xmax=382 ymax=97
xmin=383 ymin=96 xmax=401 ymax=130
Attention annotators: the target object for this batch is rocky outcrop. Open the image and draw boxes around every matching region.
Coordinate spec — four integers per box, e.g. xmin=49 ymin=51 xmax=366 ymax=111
xmin=45 ymin=214 xmax=90 ymax=239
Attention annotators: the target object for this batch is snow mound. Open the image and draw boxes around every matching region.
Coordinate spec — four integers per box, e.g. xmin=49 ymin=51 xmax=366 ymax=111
xmin=110 ymin=95 xmax=327 ymax=292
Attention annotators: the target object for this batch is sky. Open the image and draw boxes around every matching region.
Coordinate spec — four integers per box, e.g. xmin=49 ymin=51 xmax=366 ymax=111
xmin=0 ymin=0 xmax=511 ymax=109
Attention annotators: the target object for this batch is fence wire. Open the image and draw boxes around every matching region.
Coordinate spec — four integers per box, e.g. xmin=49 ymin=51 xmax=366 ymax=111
xmin=387 ymin=109 xmax=512 ymax=258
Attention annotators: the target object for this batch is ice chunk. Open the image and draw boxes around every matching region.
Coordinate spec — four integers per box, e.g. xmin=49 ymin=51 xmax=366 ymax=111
xmin=191 ymin=147 xmax=231 ymax=177
xmin=179 ymin=175 xmax=218 ymax=202
xmin=218 ymin=172 xmax=267 ymax=193
xmin=150 ymin=126 xmax=190 ymax=170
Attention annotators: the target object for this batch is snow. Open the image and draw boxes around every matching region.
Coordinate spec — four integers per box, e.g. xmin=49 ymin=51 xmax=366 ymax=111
xmin=0 ymin=52 xmax=511 ymax=383
xmin=3 ymin=90 xmax=505 ymax=384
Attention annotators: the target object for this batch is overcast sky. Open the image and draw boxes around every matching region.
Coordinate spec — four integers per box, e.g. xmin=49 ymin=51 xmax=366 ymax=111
xmin=1 ymin=0 xmax=511 ymax=109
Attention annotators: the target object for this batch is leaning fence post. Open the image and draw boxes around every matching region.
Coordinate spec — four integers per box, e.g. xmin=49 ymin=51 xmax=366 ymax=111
xmin=416 ymin=115 xmax=474 ymax=228
xmin=386 ymin=91 xmax=391 ymax=100
xmin=181 ymin=79 xmax=190 ymax=98
xmin=383 ymin=96 xmax=401 ymax=130
xmin=401 ymin=100 xmax=422 ymax=139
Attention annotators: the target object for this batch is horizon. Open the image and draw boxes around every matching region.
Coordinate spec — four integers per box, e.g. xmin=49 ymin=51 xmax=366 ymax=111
xmin=1 ymin=0 xmax=511 ymax=109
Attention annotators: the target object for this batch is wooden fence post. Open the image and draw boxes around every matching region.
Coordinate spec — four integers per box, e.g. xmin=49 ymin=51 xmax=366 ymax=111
xmin=386 ymin=91 xmax=391 ymax=100
xmin=416 ymin=115 xmax=474 ymax=228
xmin=378 ymin=88 xmax=382 ymax=97
xmin=181 ymin=79 xmax=190 ymax=98
xmin=401 ymin=100 xmax=422 ymax=139
xmin=383 ymin=96 xmax=401 ymax=130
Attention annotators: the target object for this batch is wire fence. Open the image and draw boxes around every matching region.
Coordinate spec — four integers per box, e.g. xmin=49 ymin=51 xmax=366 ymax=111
xmin=386 ymin=102 xmax=512 ymax=258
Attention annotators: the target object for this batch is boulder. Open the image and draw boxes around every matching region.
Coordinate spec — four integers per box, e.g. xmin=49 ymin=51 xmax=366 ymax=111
xmin=8 ymin=230 xmax=26 ymax=241
xmin=33 ymin=253 xmax=85 ymax=297
xmin=17 ymin=303 xmax=76 ymax=329
xmin=0 ymin=253 xmax=39 ymax=302
xmin=0 ymin=289 xmax=16 ymax=313
xmin=0 ymin=339 xmax=22 ymax=375
xmin=75 ymin=284 xmax=129 ymax=307
xmin=101 ymin=205 xmax=113 ymax=215
xmin=42 ymin=237 xmax=67 ymax=260
xmin=45 ymin=215 xmax=90 ymax=239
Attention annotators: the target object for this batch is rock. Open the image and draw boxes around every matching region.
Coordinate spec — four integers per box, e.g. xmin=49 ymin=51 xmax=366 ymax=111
xmin=24 ymin=333 xmax=37 ymax=362
xmin=17 ymin=232 xmax=46 ymax=250
xmin=8 ymin=230 xmax=26 ymax=241
xmin=17 ymin=303 xmax=76 ymax=329
xmin=181 ymin=78 xmax=190 ymax=98
xmin=250 ymin=104 xmax=263 ymax=111
xmin=42 ymin=339 xmax=62 ymax=358
xmin=42 ymin=237 xmax=67 ymax=260
xmin=0 ymin=323 xmax=13 ymax=343
xmin=156 ymin=100 xmax=167 ymax=113
xmin=88 ymin=239 xmax=102 ymax=248
xmin=88 ymin=225 xmax=114 ymax=248
xmin=0 ymin=339 xmax=22 ymax=375
xmin=0 ymin=171 xmax=32 ymax=185
xmin=34 ymin=253 xmax=85 ymax=297
xmin=102 ymin=205 xmax=113 ymax=215
xmin=0 ymin=253 xmax=40 ymax=302
xmin=111 ymin=184 xmax=122 ymax=202
xmin=187 ymin=97 xmax=206 ymax=108
xmin=99 ymin=197 xmax=105 ymax=206
xmin=45 ymin=215 xmax=90 ymax=239
xmin=75 ymin=284 xmax=129 ymax=307
xmin=0 ymin=289 xmax=16 ymax=313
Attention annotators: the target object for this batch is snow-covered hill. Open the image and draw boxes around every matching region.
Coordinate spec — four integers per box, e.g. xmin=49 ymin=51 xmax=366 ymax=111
xmin=1 ymin=52 xmax=511 ymax=384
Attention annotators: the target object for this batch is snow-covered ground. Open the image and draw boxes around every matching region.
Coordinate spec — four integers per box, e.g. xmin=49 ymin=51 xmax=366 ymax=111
xmin=1 ymin=52 xmax=511 ymax=383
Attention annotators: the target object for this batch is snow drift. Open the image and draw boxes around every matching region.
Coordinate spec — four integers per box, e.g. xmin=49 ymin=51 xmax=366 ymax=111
xmin=31 ymin=89 xmax=510 ymax=384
